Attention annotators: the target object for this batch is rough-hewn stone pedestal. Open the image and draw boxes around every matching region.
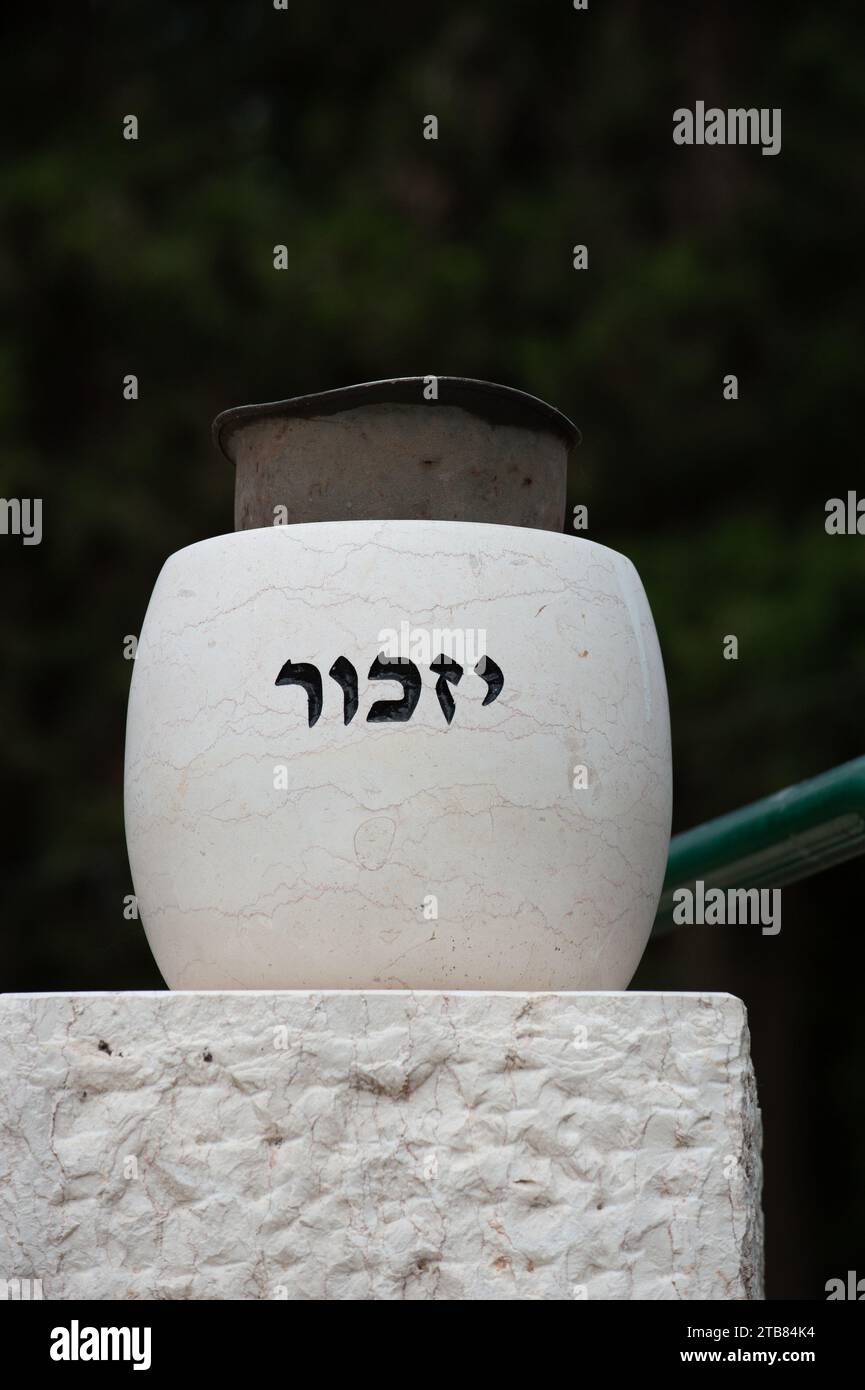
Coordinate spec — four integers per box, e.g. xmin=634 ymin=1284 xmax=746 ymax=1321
xmin=0 ymin=991 xmax=763 ymax=1300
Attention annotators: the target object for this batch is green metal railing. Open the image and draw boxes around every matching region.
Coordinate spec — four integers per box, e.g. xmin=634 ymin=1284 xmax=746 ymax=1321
xmin=652 ymin=755 xmax=865 ymax=936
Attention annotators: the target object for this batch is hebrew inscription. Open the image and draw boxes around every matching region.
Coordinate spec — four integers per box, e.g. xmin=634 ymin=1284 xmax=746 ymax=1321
xmin=275 ymin=653 xmax=503 ymax=727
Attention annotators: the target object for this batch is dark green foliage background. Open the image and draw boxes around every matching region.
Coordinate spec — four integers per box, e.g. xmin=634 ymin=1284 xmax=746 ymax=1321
xmin=1 ymin=1 xmax=863 ymax=1298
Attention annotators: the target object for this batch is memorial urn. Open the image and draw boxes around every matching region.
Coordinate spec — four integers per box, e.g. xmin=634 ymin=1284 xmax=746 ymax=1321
xmin=124 ymin=378 xmax=672 ymax=990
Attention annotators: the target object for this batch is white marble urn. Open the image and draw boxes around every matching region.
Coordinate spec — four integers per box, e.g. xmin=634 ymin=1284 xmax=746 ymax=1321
xmin=124 ymin=382 xmax=672 ymax=990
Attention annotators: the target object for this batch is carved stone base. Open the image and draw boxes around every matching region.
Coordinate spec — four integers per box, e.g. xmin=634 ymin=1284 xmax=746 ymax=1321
xmin=0 ymin=990 xmax=763 ymax=1300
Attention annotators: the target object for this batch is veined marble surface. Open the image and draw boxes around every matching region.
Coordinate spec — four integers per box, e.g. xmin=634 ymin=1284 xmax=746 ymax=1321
xmin=124 ymin=521 xmax=672 ymax=990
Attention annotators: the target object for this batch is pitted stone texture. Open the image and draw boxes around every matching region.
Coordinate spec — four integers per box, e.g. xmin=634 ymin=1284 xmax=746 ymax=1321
xmin=0 ymin=991 xmax=763 ymax=1301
